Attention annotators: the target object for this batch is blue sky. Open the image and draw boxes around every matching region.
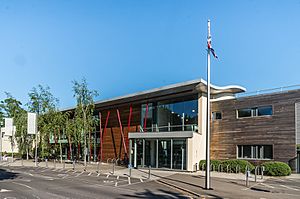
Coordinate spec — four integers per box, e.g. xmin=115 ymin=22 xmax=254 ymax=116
xmin=0 ymin=0 xmax=300 ymax=108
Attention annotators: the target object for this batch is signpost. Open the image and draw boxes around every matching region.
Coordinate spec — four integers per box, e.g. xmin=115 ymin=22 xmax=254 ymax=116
xmin=28 ymin=112 xmax=38 ymax=166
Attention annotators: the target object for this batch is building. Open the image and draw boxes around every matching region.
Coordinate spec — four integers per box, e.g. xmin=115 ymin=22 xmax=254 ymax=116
xmin=61 ymin=79 xmax=299 ymax=172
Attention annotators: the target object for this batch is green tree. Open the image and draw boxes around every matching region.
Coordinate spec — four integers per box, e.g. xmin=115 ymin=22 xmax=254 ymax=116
xmin=72 ymin=78 xmax=98 ymax=165
xmin=27 ymin=85 xmax=59 ymax=160
xmin=0 ymin=93 xmax=27 ymax=159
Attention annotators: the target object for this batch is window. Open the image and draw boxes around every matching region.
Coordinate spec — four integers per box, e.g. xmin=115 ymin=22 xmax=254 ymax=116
xmin=237 ymin=106 xmax=273 ymax=118
xmin=237 ymin=145 xmax=273 ymax=159
xmin=212 ymin=112 xmax=222 ymax=120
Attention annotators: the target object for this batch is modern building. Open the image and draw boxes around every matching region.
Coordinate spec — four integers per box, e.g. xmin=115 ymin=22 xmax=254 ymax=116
xmin=61 ymin=79 xmax=300 ymax=172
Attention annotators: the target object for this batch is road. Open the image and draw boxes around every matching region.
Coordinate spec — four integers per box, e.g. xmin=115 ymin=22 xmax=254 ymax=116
xmin=0 ymin=166 xmax=189 ymax=199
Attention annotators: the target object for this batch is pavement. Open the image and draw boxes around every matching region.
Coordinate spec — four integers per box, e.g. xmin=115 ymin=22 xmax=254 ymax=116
xmin=0 ymin=159 xmax=300 ymax=198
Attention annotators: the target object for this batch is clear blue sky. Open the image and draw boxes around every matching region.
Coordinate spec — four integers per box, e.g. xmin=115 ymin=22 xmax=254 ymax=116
xmin=0 ymin=0 xmax=300 ymax=108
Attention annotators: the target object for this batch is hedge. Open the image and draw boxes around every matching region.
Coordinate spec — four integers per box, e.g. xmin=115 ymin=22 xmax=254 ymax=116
xmin=199 ymin=160 xmax=222 ymax=170
xmin=261 ymin=161 xmax=291 ymax=176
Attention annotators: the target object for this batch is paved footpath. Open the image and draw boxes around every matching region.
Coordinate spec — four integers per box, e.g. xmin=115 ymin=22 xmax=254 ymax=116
xmin=1 ymin=160 xmax=300 ymax=198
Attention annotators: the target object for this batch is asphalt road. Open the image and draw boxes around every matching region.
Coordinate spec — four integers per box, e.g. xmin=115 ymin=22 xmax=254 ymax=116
xmin=0 ymin=166 xmax=189 ymax=199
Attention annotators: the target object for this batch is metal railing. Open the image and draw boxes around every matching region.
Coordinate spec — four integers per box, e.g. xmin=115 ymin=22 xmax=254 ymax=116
xmin=140 ymin=124 xmax=198 ymax=133
xmin=237 ymin=84 xmax=300 ymax=98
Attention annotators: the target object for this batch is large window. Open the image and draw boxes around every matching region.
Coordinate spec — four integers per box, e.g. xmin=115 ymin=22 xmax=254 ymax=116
xmin=237 ymin=145 xmax=273 ymax=159
xmin=141 ymin=98 xmax=198 ymax=132
xmin=237 ymin=106 xmax=273 ymax=118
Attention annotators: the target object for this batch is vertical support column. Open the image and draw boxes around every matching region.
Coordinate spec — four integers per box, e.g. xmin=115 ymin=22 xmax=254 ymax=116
xmin=170 ymin=139 xmax=173 ymax=169
xmin=129 ymin=139 xmax=132 ymax=166
xmin=156 ymin=139 xmax=159 ymax=168
xmin=142 ymin=139 xmax=145 ymax=167
xmin=134 ymin=139 xmax=137 ymax=168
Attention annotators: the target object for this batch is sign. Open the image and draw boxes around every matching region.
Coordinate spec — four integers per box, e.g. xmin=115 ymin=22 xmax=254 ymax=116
xmin=27 ymin=112 xmax=37 ymax=135
xmin=4 ymin=118 xmax=13 ymax=136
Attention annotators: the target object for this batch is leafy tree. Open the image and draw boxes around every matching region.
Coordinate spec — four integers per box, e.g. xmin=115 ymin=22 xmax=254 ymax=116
xmin=0 ymin=93 xmax=28 ymax=158
xmin=27 ymin=85 xmax=59 ymax=159
xmin=72 ymin=78 xmax=98 ymax=165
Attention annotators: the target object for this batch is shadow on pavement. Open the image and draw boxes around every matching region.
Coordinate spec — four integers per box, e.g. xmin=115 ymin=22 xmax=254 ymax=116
xmin=0 ymin=168 xmax=17 ymax=181
xmin=117 ymin=188 xmax=190 ymax=199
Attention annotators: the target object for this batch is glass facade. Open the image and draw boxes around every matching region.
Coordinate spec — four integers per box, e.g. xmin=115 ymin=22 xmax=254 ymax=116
xmin=132 ymin=138 xmax=187 ymax=170
xmin=141 ymin=98 xmax=198 ymax=132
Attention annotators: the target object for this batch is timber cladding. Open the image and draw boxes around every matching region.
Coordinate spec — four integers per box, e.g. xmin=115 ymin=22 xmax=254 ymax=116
xmin=211 ymin=89 xmax=300 ymax=164
xmin=96 ymin=104 xmax=141 ymax=160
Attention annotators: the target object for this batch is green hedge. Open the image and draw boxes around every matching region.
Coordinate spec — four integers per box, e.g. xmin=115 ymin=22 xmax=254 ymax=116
xmin=199 ymin=160 xmax=222 ymax=170
xmin=261 ymin=161 xmax=291 ymax=176
xmin=199 ymin=159 xmax=254 ymax=173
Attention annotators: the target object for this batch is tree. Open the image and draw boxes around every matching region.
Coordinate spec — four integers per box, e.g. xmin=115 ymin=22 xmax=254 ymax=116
xmin=72 ymin=78 xmax=98 ymax=165
xmin=0 ymin=92 xmax=27 ymax=158
xmin=27 ymin=85 xmax=59 ymax=160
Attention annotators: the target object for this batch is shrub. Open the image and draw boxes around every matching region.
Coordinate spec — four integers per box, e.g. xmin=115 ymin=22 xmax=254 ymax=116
xmin=199 ymin=160 xmax=222 ymax=171
xmin=261 ymin=161 xmax=291 ymax=176
xmin=221 ymin=159 xmax=255 ymax=173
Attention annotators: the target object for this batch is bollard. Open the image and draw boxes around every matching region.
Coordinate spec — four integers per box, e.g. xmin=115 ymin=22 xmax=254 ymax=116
xmin=195 ymin=163 xmax=198 ymax=171
xmin=202 ymin=163 xmax=205 ymax=171
xmin=236 ymin=165 xmax=239 ymax=174
xmin=84 ymin=163 xmax=87 ymax=171
xmin=97 ymin=161 xmax=100 ymax=173
xmin=254 ymin=166 xmax=258 ymax=182
xmin=21 ymin=158 xmax=24 ymax=167
xmin=148 ymin=166 xmax=151 ymax=179
xmin=128 ymin=164 xmax=132 ymax=177
xmin=63 ymin=161 xmax=65 ymax=169
xmin=72 ymin=160 xmax=75 ymax=170
xmin=112 ymin=161 xmax=115 ymax=175
xmin=227 ymin=165 xmax=229 ymax=173
xmin=54 ymin=159 xmax=56 ymax=169
xmin=261 ymin=166 xmax=264 ymax=180
xmin=245 ymin=170 xmax=250 ymax=187
xmin=46 ymin=159 xmax=48 ymax=168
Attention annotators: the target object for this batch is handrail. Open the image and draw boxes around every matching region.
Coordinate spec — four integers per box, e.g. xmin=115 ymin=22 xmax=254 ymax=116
xmin=141 ymin=124 xmax=198 ymax=132
xmin=237 ymin=84 xmax=300 ymax=98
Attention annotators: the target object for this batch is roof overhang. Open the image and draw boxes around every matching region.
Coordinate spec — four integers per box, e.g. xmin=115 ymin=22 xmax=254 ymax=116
xmin=61 ymin=78 xmax=246 ymax=111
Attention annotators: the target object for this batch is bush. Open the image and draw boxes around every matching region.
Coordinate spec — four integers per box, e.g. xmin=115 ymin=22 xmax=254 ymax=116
xmin=261 ymin=161 xmax=291 ymax=176
xmin=221 ymin=159 xmax=255 ymax=173
xmin=199 ymin=160 xmax=222 ymax=171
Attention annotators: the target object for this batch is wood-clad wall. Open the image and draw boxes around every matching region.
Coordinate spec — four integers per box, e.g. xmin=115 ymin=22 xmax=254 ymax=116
xmin=97 ymin=104 xmax=141 ymax=160
xmin=211 ymin=90 xmax=300 ymax=164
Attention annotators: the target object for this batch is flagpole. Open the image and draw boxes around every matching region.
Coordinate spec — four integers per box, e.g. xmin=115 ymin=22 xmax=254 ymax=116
xmin=205 ymin=19 xmax=211 ymax=190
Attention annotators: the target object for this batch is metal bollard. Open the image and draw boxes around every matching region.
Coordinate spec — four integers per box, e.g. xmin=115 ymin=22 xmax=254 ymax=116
xmin=46 ymin=159 xmax=48 ymax=168
xmin=21 ymin=158 xmax=24 ymax=167
xmin=129 ymin=165 xmax=132 ymax=177
xmin=195 ymin=163 xmax=198 ymax=171
xmin=236 ymin=165 xmax=239 ymax=173
xmin=63 ymin=161 xmax=65 ymax=169
xmin=112 ymin=162 xmax=115 ymax=175
xmin=148 ymin=166 xmax=151 ymax=179
xmin=54 ymin=159 xmax=56 ymax=169
xmin=227 ymin=165 xmax=229 ymax=173
xmin=261 ymin=166 xmax=265 ymax=180
xmin=245 ymin=170 xmax=250 ymax=187
xmin=72 ymin=160 xmax=75 ymax=170
xmin=97 ymin=161 xmax=100 ymax=173
xmin=254 ymin=166 xmax=258 ymax=182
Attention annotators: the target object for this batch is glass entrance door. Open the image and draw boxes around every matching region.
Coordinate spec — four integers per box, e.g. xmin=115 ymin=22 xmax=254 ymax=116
xmin=158 ymin=140 xmax=171 ymax=168
xmin=145 ymin=139 xmax=156 ymax=167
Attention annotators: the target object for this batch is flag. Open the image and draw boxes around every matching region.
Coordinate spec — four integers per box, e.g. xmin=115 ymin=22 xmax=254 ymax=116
xmin=207 ymin=36 xmax=218 ymax=59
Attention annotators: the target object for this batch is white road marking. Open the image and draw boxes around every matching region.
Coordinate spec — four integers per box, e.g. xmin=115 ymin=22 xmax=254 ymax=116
xmin=97 ymin=173 xmax=100 ymax=177
xmin=140 ymin=178 xmax=143 ymax=182
xmin=106 ymin=174 xmax=110 ymax=178
xmin=12 ymin=182 xmax=34 ymax=190
xmin=115 ymin=182 xmax=118 ymax=187
xmin=76 ymin=171 xmax=84 ymax=177
xmin=128 ymin=177 xmax=131 ymax=185
xmin=260 ymin=183 xmax=274 ymax=189
xmin=88 ymin=172 xmax=92 ymax=176
xmin=280 ymin=185 xmax=300 ymax=191
xmin=0 ymin=189 xmax=12 ymax=193
xmin=117 ymin=176 xmax=119 ymax=180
